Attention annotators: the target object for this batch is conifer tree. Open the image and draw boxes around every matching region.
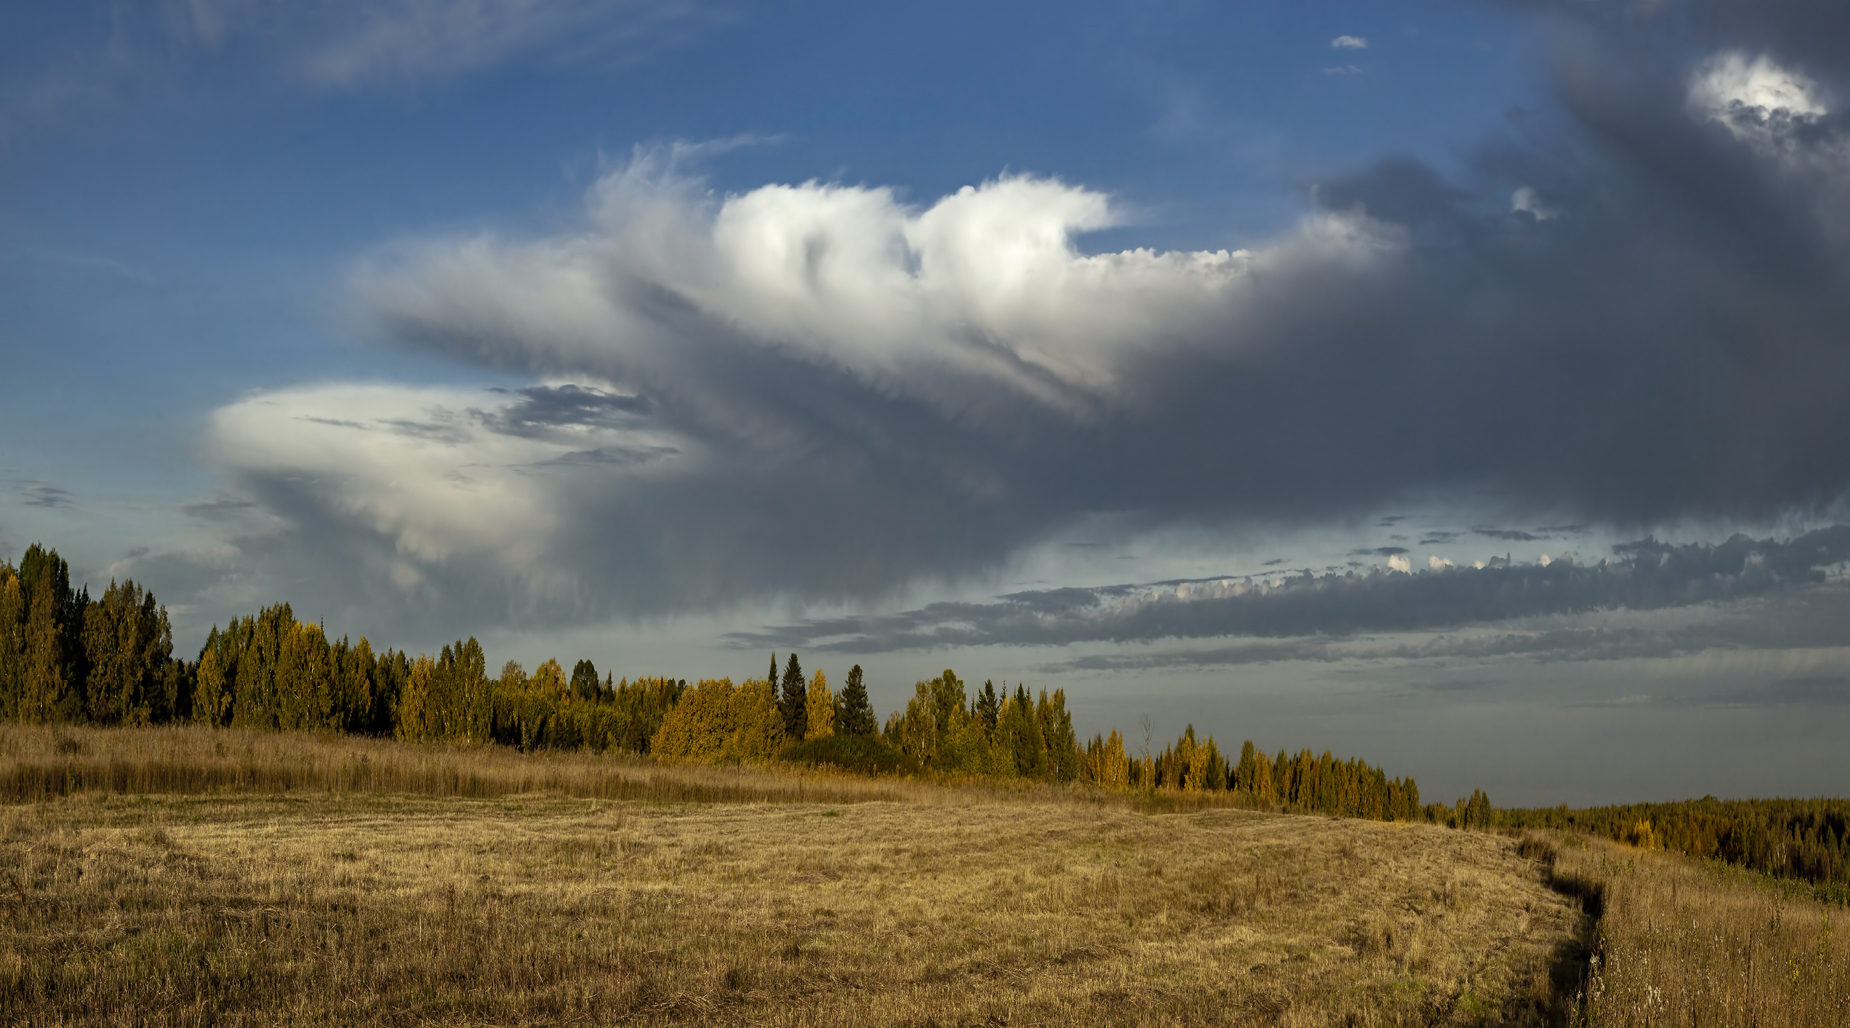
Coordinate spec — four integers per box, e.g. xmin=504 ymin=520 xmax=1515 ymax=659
xmin=1204 ymin=737 xmax=1227 ymax=790
xmin=998 ymin=685 xmax=1047 ymax=777
xmin=1036 ymin=688 xmax=1079 ymax=782
xmin=975 ymin=679 xmax=1000 ymax=733
xmin=835 ymin=664 xmax=876 ymax=736
xmin=779 ymin=652 xmax=807 ymax=739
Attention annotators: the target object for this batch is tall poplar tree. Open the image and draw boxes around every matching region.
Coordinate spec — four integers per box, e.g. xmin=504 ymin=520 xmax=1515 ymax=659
xmin=0 ymin=567 xmax=22 ymax=719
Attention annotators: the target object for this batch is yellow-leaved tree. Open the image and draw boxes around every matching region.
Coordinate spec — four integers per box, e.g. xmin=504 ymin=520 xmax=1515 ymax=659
xmin=729 ymin=678 xmax=785 ymax=760
xmin=530 ymin=658 xmax=568 ymax=699
xmin=651 ymin=677 xmax=787 ymax=763
xmin=393 ymin=655 xmax=437 ymax=744
xmin=652 ymin=678 xmax=737 ymax=760
xmin=804 ymin=669 xmax=834 ymax=740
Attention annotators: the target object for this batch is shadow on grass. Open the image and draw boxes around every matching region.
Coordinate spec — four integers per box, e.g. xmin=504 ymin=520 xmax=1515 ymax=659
xmin=1486 ymin=833 xmax=1603 ymax=1027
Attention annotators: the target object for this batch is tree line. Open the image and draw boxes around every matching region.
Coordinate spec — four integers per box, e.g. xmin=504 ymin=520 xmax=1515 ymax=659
xmin=4 ymin=543 xmax=1428 ymax=826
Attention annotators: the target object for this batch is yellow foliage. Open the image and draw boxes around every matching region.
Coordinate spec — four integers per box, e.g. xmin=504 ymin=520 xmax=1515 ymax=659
xmin=728 ymin=678 xmax=785 ymax=761
xmin=530 ymin=658 xmax=568 ymax=699
xmin=1624 ymin=818 xmax=1661 ymax=850
xmin=1095 ymin=729 xmax=1130 ymax=790
xmin=652 ymin=678 xmax=737 ymax=760
xmin=652 ymin=678 xmax=787 ymax=763
xmin=393 ymin=655 xmax=437 ymax=744
xmin=805 ymin=670 xmax=835 ymax=740
xmin=1185 ymin=742 xmax=1210 ymax=792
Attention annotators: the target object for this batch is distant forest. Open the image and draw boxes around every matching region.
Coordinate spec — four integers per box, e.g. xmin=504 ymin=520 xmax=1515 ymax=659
xmin=1502 ymin=798 xmax=1850 ymax=899
xmin=5 ymin=542 xmax=1847 ymax=893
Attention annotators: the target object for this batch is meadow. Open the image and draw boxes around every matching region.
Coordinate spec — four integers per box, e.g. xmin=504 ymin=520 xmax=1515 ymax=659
xmin=2 ymin=726 xmax=1574 ymax=1027
xmin=1544 ymin=832 xmax=1849 ymax=1028
xmin=1 ymin=725 xmax=1845 ymax=1027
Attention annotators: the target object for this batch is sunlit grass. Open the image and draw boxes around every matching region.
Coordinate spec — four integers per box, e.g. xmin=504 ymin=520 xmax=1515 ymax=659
xmin=0 ymin=725 xmax=1579 ymax=1026
xmin=1542 ymin=833 xmax=1850 ymax=1028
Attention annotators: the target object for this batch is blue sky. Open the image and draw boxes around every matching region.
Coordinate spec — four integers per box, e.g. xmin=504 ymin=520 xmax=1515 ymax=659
xmin=5 ymin=0 xmax=1849 ymax=805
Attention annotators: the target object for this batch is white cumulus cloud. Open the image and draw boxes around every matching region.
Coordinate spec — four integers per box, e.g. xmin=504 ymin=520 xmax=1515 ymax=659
xmin=1331 ymin=35 xmax=1368 ymax=50
xmin=1689 ymin=51 xmax=1827 ymax=122
xmin=1510 ymin=186 xmax=1558 ymax=221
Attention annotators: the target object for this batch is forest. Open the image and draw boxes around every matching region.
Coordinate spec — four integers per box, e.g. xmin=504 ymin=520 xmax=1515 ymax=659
xmin=8 ymin=540 xmax=1848 ymax=893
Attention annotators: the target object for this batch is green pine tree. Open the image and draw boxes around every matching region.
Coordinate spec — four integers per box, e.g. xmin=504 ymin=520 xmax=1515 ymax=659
xmin=835 ymin=664 xmax=877 ymax=736
xmin=975 ymin=680 xmax=1000 ymax=734
xmin=779 ymin=652 xmax=807 ymax=739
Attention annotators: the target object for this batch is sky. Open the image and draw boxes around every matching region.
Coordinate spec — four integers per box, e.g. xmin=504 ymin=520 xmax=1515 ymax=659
xmin=4 ymin=0 xmax=1849 ymax=807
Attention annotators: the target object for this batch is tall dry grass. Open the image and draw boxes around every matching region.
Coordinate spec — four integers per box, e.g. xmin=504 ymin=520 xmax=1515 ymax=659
xmin=1537 ymin=833 xmax=1850 ymax=1027
xmin=0 ymin=723 xmax=932 ymax=807
xmin=0 ymin=724 xmax=1349 ymax=817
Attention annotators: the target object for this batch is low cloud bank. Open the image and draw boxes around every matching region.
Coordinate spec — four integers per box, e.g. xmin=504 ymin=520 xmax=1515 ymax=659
xmin=734 ymin=528 xmax=1850 ymax=652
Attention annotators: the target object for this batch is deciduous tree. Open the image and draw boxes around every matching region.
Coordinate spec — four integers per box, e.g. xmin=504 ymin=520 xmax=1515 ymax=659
xmin=804 ymin=669 xmax=834 ymax=740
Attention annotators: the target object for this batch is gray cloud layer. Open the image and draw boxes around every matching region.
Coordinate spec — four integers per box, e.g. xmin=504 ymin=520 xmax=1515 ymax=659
xmin=732 ymin=527 xmax=1850 ymax=652
xmin=187 ymin=0 xmax=1850 ymax=631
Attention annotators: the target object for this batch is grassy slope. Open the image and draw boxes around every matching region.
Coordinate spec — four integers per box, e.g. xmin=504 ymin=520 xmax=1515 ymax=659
xmin=1543 ymin=832 xmax=1850 ymax=1028
xmin=0 ymin=726 xmax=1578 ymax=1027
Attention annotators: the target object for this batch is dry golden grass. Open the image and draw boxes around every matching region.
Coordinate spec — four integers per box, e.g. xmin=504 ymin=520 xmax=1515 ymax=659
xmin=0 ymin=724 xmax=929 ymax=807
xmin=0 ymin=727 xmax=1581 ymax=1026
xmin=1544 ymin=833 xmax=1850 ymax=1028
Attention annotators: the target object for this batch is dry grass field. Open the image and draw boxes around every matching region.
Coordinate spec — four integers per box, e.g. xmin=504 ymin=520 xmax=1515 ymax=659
xmin=0 ymin=726 xmax=1581 ymax=1027
xmin=1545 ymin=833 xmax=1850 ymax=1028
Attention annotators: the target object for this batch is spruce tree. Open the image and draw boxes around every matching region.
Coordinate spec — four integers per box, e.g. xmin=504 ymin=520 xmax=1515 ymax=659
xmin=836 ymin=664 xmax=876 ymax=736
xmin=779 ymin=652 xmax=807 ymax=739
xmin=976 ymin=680 xmax=1000 ymax=734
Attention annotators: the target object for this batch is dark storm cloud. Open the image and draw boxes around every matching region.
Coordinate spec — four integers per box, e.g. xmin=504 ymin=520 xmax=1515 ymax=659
xmin=1032 ymin=586 xmax=1850 ymax=672
xmin=482 ymin=384 xmax=652 ymax=438
xmin=736 ymin=527 xmax=1850 ymax=652
xmin=205 ymin=0 xmax=1850 ymax=627
xmin=1476 ymin=529 xmax=1546 ymax=542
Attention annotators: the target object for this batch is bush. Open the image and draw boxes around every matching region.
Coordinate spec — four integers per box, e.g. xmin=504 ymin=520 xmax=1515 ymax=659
xmin=782 ymin=734 xmax=919 ymax=776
